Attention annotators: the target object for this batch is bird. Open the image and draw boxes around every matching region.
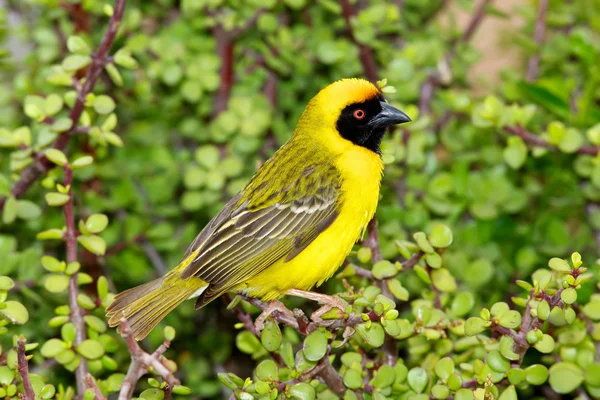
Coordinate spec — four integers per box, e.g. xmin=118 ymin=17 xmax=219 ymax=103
xmin=106 ymin=78 xmax=411 ymax=340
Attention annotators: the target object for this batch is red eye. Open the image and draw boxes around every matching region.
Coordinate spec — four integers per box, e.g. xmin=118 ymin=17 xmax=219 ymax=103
xmin=353 ymin=109 xmax=365 ymax=120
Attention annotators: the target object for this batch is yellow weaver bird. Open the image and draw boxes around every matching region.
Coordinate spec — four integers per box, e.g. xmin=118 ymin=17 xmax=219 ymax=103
xmin=106 ymin=78 xmax=410 ymax=340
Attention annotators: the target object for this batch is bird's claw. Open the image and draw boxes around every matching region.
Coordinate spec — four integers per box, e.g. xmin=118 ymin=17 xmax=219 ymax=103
xmin=310 ymin=296 xmax=349 ymax=323
xmin=254 ymin=300 xmax=295 ymax=331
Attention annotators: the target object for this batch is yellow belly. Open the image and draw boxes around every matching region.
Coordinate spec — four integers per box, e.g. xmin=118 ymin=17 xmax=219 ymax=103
xmin=243 ymin=145 xmax=383 ymax=300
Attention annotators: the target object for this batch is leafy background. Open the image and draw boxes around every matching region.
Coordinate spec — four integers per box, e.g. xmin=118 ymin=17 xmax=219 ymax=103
xmin=0 ymin=0 xmax=599 ymax=399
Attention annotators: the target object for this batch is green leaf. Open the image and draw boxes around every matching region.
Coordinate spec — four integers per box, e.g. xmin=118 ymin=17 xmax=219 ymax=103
xmin=62 ymin=55 xmax=92 ymax=72
xmin=14 ymin=200 xmax=41 ymax=220
xmin=0 ymin=276 xmax=15 ymax=291
xmin=67 ymin=36 xmax=91 ymax=54
xmin=533 ymin=334 xmax=555 ymax=354
xmin=76 ymin=339 xmax=105 ymax=360
xmin=105 ymin=63 xmax=123 ymax=86
xmin=256 ymin=359 xmax=278 ymax=381
xmin=51 ymin=118 xmax=73 ymax=133
xmin=71 ymin=156 xmax=93 ymax=169
xmin=431 ymin=268 xmax=457 ymax=292
xmin=303 ymin=330 xmax=327 ymax=361
xmin=260 ymin=320 xmax=282 ymax=352
xmin=498 ymin=385 xmax=518 ymax=400
xmin=44 ymin=274 xmax=69 ymax=293
xmin=172 ymin=386 xmax=192 ymax=396
xmin=413 ymin=232 xmax=434 ymax=253
xmin=85 ymin=214 xmax=108 ymax=233
xmin=387 ymin=279 xmax=409 ymax=301
xmin=84 ymin=315 xmax=107 ymax=333
xmin=2 ymin=196 xmax=16 ymax=224
xmin=465 ymin=317 xmax=488 ymax=336
xmin=451 ymin=292 xmax=474 ymax=317
xmin=429 ymin=224 xmax=453 ymax=248
xmin=77 ymin=235 xmax=106 ymax=255
xmin=0 ymin=301 xmax=29 ymax=324
xmin=45 ymin=192 xmax=70 ymax=207
xmin=355 ymin=322 xmax=385 ymax=347
xmin=549 ymin=362 xmax=583 ymax=394
xmin=585 ymin=363 xmax=600 ymax=386
xmin=44 ymin=94 xmax=64 ymax=116
xmin=487 ymin=350 xmax=510 ymax=372
xmin=558 ymin=128 xmax=583 ymax=154
xmin=507 ymin=368 xmax=525 ymax=385
xmin=525 ymin=364 xmax=548 ymax=385
xmin=93 ymin=95 xmax=116 ymax=115
xmin=407 ymin=367 xmax=428 ymax=393
xmin=499 ymin=335 xmax=519 ymax=361
xmin=498 ymin=310 xmax=521 ymax=329
xmin=41 ymin=256 xmax=65 ymax=273
xmin=503 ymin=136 xmax=528 ymax=169
xmin=235 ymin=331 xmax=262 ymax=354
xmin=517 ymin=81 xmax=570 ymax=120
xmin=343 ymin=368 xmax=362 ymax=389
xmin=45 ymin=149 xmax=68 ymax=166
xmin=289 ymin=382 xmax=315 ymax=400
xmin=371 ymin=364 xmax=395 ymax=389
xmin=372 ymin=260 xmax=396 ymax=279
xmin=560 ymin=288 xmax=577 ymax=304
xmin=41 ymin=339 xmax=66 ymax=358
xmin=434 ymin=357 xmax=454 ymax=381
xmin=40 ymin=384 xmax=56 ymax=399
xmin=114 ymin=48 xmax=138 ymax=69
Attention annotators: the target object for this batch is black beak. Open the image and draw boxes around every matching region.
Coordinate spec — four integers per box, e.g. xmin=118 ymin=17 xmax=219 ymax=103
xmin=368 ymin=102 xmax=411 ymax=129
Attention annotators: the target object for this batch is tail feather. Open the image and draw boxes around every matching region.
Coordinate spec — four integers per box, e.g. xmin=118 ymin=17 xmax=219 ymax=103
xmin=106 ymin=275 xmax=206 ymax=341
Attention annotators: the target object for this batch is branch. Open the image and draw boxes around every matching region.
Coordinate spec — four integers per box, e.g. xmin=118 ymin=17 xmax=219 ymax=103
xmin=462 ymin=0 xmax=493 ymax=43
xmin=85 ymin=374 xmax=107 ymax=400
xmin=319 ymin=357 xmax=346 ymax=397
xmin=17 ymin=340 xmax=35 ymax=400
xmin=212 ymin=7 xmax=267 ymax=117
xmin=339 ymin=0 xmax=378 ymax=83
xmin=118 ymin=319 xmax=180 ymax=400
xmin=365 ymin=217 xmax=383 ymax=263
xmin=63 ymin=165 xmax=88 ymax=396
xmin=418 ymin=0 xmax=494 ymax=114
xmin=503 ymin=125 xmax=600 ymax=155
xmin=0 ymin=0 xmax=127 ymax=213
xmin=526 ymin=0 xmax=549 ymax=82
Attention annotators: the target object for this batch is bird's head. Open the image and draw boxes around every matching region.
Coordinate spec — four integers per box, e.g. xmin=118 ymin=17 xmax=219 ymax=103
xmin=297 ymin=78 xmax=411 ymax=155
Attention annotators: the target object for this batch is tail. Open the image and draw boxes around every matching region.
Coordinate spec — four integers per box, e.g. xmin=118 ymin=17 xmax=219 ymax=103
xmin=106 ymin=272 xmax=207 ymax=341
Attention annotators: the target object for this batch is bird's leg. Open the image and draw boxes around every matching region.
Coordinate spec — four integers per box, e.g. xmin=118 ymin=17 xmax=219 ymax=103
xmin=254 ymin=299 xmax=295 ymax=331
xmin=286 ymin=289 xmax=349 ymax=322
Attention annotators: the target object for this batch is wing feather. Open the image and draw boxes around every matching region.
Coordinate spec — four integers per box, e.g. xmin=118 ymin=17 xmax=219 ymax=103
xmin=179 ymin=163 xmax=342 ymax=306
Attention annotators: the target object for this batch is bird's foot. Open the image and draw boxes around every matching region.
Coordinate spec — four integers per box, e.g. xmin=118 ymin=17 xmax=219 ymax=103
xmin=286 ymin=289 xmax=349 ymax=323
xmin=254 ymin=299 xmax=295 ymax=331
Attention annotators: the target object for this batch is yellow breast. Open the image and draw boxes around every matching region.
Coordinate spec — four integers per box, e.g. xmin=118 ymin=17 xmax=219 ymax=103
xmin=244 ymin=142 xmax=383 ymax=300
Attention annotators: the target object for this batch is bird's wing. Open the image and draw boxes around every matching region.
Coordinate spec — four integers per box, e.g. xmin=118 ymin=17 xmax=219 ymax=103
xmin=180 ymin=162 xmax=342 ymax=306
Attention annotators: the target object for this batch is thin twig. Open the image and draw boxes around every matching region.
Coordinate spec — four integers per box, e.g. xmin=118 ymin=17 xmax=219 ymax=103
xmin=365 ymin=217 xmax=383 ymax=263
xmin=212 ymin=7 xmax=267 ymax=117
xmin=504 ymin=125 xmax=600 ymax=155
xmin=17 ymin=340 xmax=35 ymax=400
xmin=118 ymin=319 xmax=180 ymax=400
xmin=0 ymin=0 xmax=127 ymax=213
xmin=339 ymin=0 xmax=378 ymax=82
xmin=141 ymin=240 xmax=167 ymax=275
xmin=526 ymin=0 xmax=549 ymax=82
xmin=63 ymin=165 xmax=88 ymax=396
xmin=462 ymin=0 xmax=493 ymax=43
xmin=418 ymin=0 xmax=494 ymax=114
xmin=85 ymin=374 xmax=107 ymax=400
